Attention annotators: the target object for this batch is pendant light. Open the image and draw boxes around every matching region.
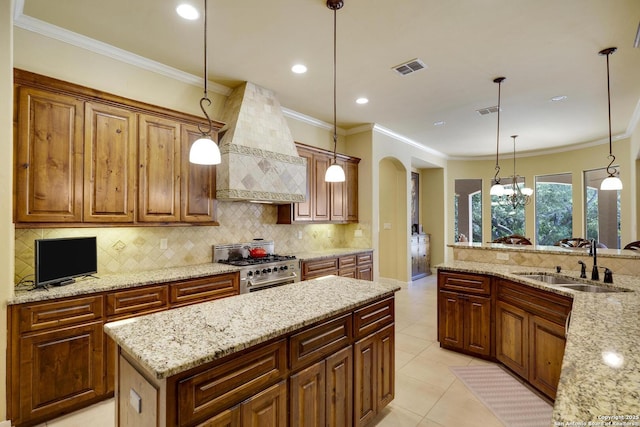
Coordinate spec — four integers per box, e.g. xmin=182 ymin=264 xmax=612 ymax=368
xmin=489 ymin=77 xmax=506 ymax=196
xmin=496 ymin=135 xmax=532 ymax=209
xmin=598 ymin=47 xmax=622 ymax=191
xmin=189 ymin=0 xmax=221 ymax=165
xmin=324 ymin=0 xmax=346 ymax=183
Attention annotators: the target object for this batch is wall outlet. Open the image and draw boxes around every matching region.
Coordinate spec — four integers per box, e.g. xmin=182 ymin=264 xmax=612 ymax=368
xmin=129 ymin=388 xmax=142 ymax=414
xmin=327 ymin=229 xmax=333 ymax=238
xmin=354 ymin=229 xmax=363 ymax=237
xmin=496 ymin=252 xmax=509 ymax=261
xmin=383 ymin=223 xmax=392 ymax=230
xmin=160 ymin=238 xmax=168 ymax=250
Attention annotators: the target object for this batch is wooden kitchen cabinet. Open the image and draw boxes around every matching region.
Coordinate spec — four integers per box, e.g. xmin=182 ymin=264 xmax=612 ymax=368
xmin=240 ymin=381 xmax=288 ymax=427
xmin=495 ymin=278 xmax=572 ymax=399
xmin=356 ymin=252 xmax=373 ymax=281
xmin=302 ymin=251 xmax=374 ymax=281
xmin=277 ymin=143 xmax=360 ymax=224
xmin=411 ymin=234 xmax=430 ymax=280
xmin=14 ymin=69 xmax=223 ymax=227
xmin=84 ymin=102 xmax=137 ymax=222
xmin=8 ymin=272 xmax=240 ymax=427
xmin=437 ymin=271 xmax=492 ymax=357
xmin=14 ymin=86 xmax=84 ymax=223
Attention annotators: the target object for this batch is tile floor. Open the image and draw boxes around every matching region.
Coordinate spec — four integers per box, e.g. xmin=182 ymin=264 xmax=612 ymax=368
xmin=38 ymin=275 xmax=504 ymax=427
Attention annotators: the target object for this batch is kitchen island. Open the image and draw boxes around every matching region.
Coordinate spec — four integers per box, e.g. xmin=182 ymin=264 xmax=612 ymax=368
xmin=104 ymin=276 xmax=400 ymax=427
xmin=436 ymin=261 xmax=640 ymax=426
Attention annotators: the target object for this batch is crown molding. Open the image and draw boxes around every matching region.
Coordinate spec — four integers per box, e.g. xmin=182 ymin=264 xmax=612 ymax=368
xmin=373 ymin=124 xmax=448 ymax=159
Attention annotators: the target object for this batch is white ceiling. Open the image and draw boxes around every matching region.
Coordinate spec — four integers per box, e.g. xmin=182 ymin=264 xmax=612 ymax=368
xmin=17 ymin=0 xmax=640 ymax=158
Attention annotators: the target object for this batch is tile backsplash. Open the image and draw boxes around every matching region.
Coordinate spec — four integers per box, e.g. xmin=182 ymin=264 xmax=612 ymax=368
xmin=14 ymin=202 xmax=372 ymax=283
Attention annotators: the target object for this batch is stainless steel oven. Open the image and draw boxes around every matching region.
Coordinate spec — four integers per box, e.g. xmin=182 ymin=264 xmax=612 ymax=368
xmin=213 ymin=241 xmax=300 ymax=294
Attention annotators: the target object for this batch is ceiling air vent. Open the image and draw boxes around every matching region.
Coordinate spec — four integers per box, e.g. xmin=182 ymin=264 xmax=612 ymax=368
xmin=392 ymin=58 xmax=426 ymax=76
xmin=476 ymin=106 xmax=501 ymax=116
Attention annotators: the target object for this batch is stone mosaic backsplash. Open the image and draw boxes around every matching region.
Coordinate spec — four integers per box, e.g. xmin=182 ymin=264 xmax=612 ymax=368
xmin=14 ymin=201 xmax=372 ymax=283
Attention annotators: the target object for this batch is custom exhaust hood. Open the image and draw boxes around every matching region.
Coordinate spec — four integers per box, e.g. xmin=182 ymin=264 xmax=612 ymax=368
xmin=215 ymin=82 xmax=307 ymax=203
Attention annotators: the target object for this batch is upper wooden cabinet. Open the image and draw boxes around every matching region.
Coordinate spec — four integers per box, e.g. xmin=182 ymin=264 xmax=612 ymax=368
xmin=13 ymin=69 xmax=222 ymax=226
xmin=14 ymin=86 xmax=84 ymax=223
xmin=277 ymin=143 xmax=360 ymax=224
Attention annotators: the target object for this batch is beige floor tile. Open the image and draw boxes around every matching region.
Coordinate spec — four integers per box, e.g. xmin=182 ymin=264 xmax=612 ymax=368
xmin=395 ymin=331 xmax=433 ymax=355
xmin=370 ymin=404 xmax=424 ymax=427
xmin=417 ymin=418 xmax=447 ymax=427
xmin=426 ymin=380 xmax=504 ymax=427
xmin=46 ymin=398 xmax=115 ymax=427
xmin=397 ymin=357 xmax=458 ymax=389
xmin=417 ymin=342 xmax=474 ymax=366
xmin=392 ymin=373 xmax=448 ymax=417
xmin=396 ymin=348 xmax=416 ymax=370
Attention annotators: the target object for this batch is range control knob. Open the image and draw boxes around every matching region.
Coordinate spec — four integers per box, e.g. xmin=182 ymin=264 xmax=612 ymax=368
xmin=247 ymin=271 xmax=253 ymax=277
xmin=255 ymin=270 xmax=261 ymax=275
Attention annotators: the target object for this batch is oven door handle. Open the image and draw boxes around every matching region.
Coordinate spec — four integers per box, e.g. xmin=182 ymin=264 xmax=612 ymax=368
xmin=247 ymin=272 xmax=297 ymax=287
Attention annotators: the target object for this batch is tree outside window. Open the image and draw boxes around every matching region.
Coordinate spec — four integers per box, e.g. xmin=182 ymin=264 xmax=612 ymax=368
xmin=491 ymin=178 xmax=526 ymax=241
xmin=535 ymin=174 xmax=573 ymax=246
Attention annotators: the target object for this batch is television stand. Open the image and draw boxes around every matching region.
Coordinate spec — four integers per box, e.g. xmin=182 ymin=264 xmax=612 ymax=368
xmin=54 ymin=278 xmax=76 ymax=286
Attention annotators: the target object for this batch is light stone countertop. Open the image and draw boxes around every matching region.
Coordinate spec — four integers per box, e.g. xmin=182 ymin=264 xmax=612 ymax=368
xmin=104 ymin=276 xmax=400 ymax=380
xmin=295 ymin=248 xmax=373 ymax=261
xmin=436 ymin=261 xmax=640 ymax=425
xmin=449 ymin=242 xmax=640 ymax=259
xmin=9 ymin=263 xmax=241 ymax=305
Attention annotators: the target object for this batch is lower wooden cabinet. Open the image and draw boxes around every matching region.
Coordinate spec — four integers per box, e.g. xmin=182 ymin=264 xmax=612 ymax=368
xmin=8 ymin=273 xmax=239 ymax=427
xmin=354 ymin=324 xmax=394 ymax=427
xmin=302 ymin=251 xmax=374 ymax=281
xmin=240 ymin=381 xmax=288 ymax=427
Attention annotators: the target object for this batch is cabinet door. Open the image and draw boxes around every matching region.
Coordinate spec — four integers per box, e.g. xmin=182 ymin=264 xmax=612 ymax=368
xmin=344 ymin=160 xmax=358 ymax=222
xmin=437 ymin=291 xmax=464 ymax=350
xmin=106 ymin=285 xmax=168 ymax=321
xmin=313 ymin=154 xmax=331 ymax=221
xmin=464 ymin=295 xmax=491 ymax=357
xmin=529 ymin=315 xmax=566 ymax=399
xmin=240 ymin=381 xmax=287 ymax=427
xmin=197 ymin=406 xmax=241 ymax=427
xmin=169 ymin=273 xmax=239 ymax=308
xmin=15 ymin=87 xmax=83 ymax=222
xmin=330 ymin=158 xmax=346 ymax=221
xmin=84 ymin=102 xmax=136 ymax=222
xmin=353 ymin=333 xmax=376 ymax=427
xmin=18 ymin=322 xmax=105 ymax=423
xmin=181 ymin=124 xmax=217 ymax=222
xmin=290 ymin=361 xmax=325 ymax=427
xmin=138 ymin=114 xmax=181 ymax=222
xmin=356 ymin=265 xmax=373 ymax=281
xmin=325 ymin=347 xmax=353 ymax=427
xmin=496 ymin=300 xmax=529 ymax=378
xmin=376 ymin=324 xmax=394 ymax=411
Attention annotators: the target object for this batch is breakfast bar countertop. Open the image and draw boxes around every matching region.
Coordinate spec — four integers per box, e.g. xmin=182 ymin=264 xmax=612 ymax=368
xmin=436 ymin=261 xmax=640 ymax=425
xmin=104 ymin=276 xmax=400 ymax=380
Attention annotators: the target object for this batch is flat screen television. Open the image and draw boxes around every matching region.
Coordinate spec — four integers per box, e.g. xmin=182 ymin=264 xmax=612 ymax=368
xmin=35 ymin=237 xmax=98 ymax=287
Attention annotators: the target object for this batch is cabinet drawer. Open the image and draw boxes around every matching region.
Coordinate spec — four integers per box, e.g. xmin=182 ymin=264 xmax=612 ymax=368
xmin=169 ymin=273 xmax=239 ymax=308
xmin=356 ymin=252 xmax=373 ymax=265
xmin=497 ymin=279 xmax=572 ymax=325
xmin=18 ymin=295 xmax=104 ymax=333
xmin=354 ymin=297 xmax=394 ymax=339
xmin=175 ymin=339 xmax=287 ymax=427
xmin=438 ymin=271 xmax=491 ymax=295
xmin=338 ymin=255 xmax=357 ymax=269
xmin=290 ymin=314 xmax=352 ymax=371
xmin=106 ymin=285 xmax=168 ymax=320
xmin=302 ymin=258 xmax=338 ymax=278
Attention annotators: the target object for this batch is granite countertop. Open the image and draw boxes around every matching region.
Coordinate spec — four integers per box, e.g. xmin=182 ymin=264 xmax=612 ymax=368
xmin=295 ymin=247 xmax=373 ymax=261
xmin=104 ymin=276 xmax=400 ymax=380
xmin=449 ymin=242 xmax=640 ymax=259
xmin=9 ymin=263 xmax=241 ymax=305
xmin=436 ymin=261 xmax=640 ymax=424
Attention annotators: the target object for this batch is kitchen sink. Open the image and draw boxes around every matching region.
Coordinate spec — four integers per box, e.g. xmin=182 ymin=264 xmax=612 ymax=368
xmin=515 ymin=273 xmax=583 ymax=285
xmin=556 ymin=284 xmax=630 ymax=293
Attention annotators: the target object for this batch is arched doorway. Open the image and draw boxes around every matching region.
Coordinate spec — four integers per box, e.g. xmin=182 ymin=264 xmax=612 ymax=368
xmin=378 ymin=157 xmax=408 ymax=282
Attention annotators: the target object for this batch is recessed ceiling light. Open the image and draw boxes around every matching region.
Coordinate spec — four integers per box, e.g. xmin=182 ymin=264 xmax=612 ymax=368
xmin=433 ymin=121 xmax=446 ymax=126
xmin=176 ymin=4 xmax=199 ymax=20
xmin=291 ymin=64 xmax=307 ymax=74
xmin=355 ymin=97 xmax=369 ymax=105
xmin=550 ymin=95 xmax=568 ymax=102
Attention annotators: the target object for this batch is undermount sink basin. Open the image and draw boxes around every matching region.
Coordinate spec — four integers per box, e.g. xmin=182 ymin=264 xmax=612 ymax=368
xmin=516 ymin=273 xmax=582 ymax=285
xmin=556 ymin=284 xmax=629 ymax=293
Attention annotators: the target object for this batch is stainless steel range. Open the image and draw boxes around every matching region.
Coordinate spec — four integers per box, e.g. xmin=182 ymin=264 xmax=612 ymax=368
xmin=213 ymin=240 xmax=300 ymax=294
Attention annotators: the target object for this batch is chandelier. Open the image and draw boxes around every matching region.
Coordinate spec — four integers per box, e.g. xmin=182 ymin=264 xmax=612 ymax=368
xmin=493 ymin=135 xmax=533 ymax=209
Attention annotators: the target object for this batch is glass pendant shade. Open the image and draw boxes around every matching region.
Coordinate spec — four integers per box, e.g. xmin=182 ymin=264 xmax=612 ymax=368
xmin=490 ymin=183 xmax=505 ymax=196
xmin=600 ymin=176 xmax=622 ymax=191
xmin=189 ymin=136 xmax=221 ymax=165
xmin=325 ymin=163 xmax=346 ymax=182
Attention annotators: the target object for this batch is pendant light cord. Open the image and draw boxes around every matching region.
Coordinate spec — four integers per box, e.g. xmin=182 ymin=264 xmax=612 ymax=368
xmin=198 ymin=0 xmax=213 ymax=137
xmin=493 ymin=77 xmax=505 ymax=184
xmin=604 ymin=49 xmax=616 ymax=175
xmin=332 ymin=7 xmax=338 ymax=164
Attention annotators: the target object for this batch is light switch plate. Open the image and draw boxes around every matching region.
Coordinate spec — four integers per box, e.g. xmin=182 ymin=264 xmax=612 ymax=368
xmin=129 ymin=388 xmax=142 ymax=414
xmin=383 ymin=223 xmax=392 ymax=230
xmin=354 ymin=229 xmax=363 ymax=237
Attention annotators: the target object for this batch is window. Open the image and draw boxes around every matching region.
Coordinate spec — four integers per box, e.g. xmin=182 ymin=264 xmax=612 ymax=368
xmin=584 ymin=168 xmax=621 ymax=249
xmin=454 ymin=179 xmax=482 ymax=242
xmin=491 ymin=178 xmax=526 ymax=241
xmin=535 ymin=173 xmax=573 ymax=246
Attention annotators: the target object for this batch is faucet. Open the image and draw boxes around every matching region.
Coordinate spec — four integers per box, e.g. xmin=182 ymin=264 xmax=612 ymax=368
xmin=589 ymin=239 xmax=599 ymax=281
xmin=578 ymin=260 xmax=587 ymax=279
xmin=603 ymin=267 xmax=613 ymax=284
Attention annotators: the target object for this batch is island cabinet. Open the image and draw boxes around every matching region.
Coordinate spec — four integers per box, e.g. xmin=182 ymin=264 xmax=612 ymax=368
xmin=110 ymin=294 xmax=395 ymax=427
xmin=277 ymin=143 xmax=360 ymax=224
xmin=13 ymin=69 xmax=222 ymax=226
xmin=437 ymin=271 xmax=492 ymax=357
xmin=7 ymin=272 xmax=239 ymax=427
xmin=301 ymin=251 xmax=374 ymax=281
xmin=495 ymin=278 xmax=572 ymax=399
